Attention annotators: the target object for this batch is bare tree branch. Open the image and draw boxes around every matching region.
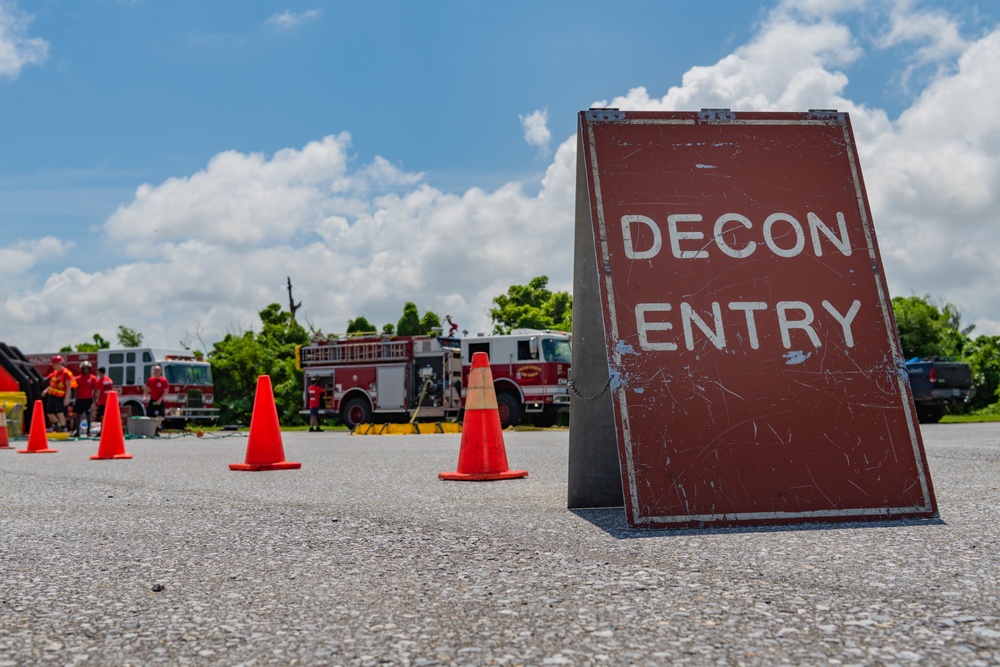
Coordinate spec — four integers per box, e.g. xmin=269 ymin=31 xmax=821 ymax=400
xmin=287 ymin=276 xmax=302 ymax=321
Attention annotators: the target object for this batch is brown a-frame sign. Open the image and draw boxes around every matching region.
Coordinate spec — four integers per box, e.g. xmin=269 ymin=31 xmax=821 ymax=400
xmin=568 ymin=109 xmax=938 ymax=529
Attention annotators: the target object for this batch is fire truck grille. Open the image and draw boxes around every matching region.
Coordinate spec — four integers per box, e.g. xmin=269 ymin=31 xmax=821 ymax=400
xmin=187 ymin=389 xmax=203 ymax=407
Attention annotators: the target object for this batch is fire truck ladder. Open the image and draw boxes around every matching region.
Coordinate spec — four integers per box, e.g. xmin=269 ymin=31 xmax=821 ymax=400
xmin=300 ymin=339 xmax=410 ymax=365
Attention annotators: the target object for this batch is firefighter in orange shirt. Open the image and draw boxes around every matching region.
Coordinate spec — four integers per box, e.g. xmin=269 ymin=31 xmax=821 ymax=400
xmin=40 ymin=355 xmax=77 ymax=432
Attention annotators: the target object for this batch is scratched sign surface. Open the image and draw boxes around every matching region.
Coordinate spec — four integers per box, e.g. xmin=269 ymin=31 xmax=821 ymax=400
xmin=580 ymin=109 xmax=937 ymax=528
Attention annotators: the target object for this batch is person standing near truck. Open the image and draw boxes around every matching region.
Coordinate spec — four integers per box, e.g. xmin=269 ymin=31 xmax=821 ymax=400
xmin=143 ymin=364 xmax=169 ymax=434
xmin=40 ymin=355 xmax=77 ymax=432
xmin=73 ymin=361 xmax=97 ymax=437
xmin=95 ymin=366 xmax=114 ymax=423
xmin=307 ymin=376 xmax=324 ymax=432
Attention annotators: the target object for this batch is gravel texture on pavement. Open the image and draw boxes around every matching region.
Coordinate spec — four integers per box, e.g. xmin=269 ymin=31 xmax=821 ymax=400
xmin=1 ymin=423 xmax=999 ymax=666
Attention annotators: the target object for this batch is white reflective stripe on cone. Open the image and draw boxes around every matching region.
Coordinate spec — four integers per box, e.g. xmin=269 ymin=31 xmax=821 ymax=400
xmin=465 ymin=368 xmax=499 ymax=411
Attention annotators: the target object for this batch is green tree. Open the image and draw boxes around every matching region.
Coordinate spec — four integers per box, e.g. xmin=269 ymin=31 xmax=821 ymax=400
xmin=891 ymin=295 xmax=969 ymax=359
xmin=489 ymin=276 xmax=573 ymax=334
xmin=381 ymin=323 xmax=395 ymax=336
xmin=394 ymin=303 xmax=441 ymax=336
xmin=397 ymin=302 xmax=422 ymax=335
xmin=60 ymin=332 xmax=123 ymax=352
xmin=419 ymin=310 xmax=441 ymax=335
xmin=208 ymin=303 xmax=309 ymax=425
xmin=347 ymin=316 xmax=376 ymax=336
xmin=116 ymin=325 xmax=144 ymax=348
xmin=891 ymin=294 xmax=1000 ymax=414
xmin=962 ymin=335 xmax=1000 ymax=411
xmin=75 ymin=333 xmax=111 ymax=352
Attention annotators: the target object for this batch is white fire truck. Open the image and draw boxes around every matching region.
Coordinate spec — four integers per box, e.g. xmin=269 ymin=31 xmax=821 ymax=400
xmin=296 ymin=330 xmax=571 ymax=429
xmin=28 ymin=348 xmax=217 ymax=422
xmin=460 ymin=330 xmax=571 ymax=427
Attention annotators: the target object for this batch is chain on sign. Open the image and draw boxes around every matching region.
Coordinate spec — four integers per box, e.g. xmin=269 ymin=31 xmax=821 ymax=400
xmin=567 ymin=376 xmax=611 ymax=403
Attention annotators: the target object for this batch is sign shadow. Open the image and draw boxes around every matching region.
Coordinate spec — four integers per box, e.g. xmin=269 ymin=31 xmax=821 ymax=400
xmin=570 ymin=507 xmax=946 ymax=540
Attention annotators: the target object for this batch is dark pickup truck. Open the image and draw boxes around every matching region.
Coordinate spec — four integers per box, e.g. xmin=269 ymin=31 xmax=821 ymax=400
xmin=905 ymin=357 xmax=974 ymax=423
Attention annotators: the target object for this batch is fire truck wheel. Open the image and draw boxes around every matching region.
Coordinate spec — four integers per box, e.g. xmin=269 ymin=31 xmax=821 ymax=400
xmin=341 ymin=397 xmax=372 ymax=429
xmin=496 ymin=393 xmax=521 ymax=429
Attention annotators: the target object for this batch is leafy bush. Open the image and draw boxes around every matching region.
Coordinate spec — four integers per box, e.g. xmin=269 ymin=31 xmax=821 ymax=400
xmin=209 ymin=304 xmax=309 ymax=425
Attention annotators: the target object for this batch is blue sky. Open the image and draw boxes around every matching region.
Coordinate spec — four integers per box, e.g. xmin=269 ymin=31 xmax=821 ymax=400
xmin=2 ymin=0 xmax=1000 ymax=351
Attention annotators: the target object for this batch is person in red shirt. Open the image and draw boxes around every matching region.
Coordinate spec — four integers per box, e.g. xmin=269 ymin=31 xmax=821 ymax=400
xmin=95 ymin=366 xmax=114 ymax=423
xmin=73 ymin=361 xmax=98 ymax=437
xmin=307 ymin=376 xmax=325 ymax=432
xmin=143 ymin=364 xmax=170 ymax=433
xmin=40 ymin=355 xmax=77 ymax=432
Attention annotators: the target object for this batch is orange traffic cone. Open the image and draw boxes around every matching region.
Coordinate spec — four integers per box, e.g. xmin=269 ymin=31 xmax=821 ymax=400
xmin=0 ymin=406 xmax=10 ymax=449
xmin=230 ymin=375 xmax=301 ymax=471
xmin=439 ymin=352 xmax=528 ymax=481
xmin=91 ymin=392 xmax=132 ymax=460
xmin=18 ymin=400 xmax=58 ymax=454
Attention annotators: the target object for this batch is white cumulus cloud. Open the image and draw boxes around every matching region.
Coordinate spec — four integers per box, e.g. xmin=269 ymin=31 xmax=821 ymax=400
xmin=520 ymin=109 xmax=552 ymax=154
xmin=104 ymin=134 xmax=423 ymax=258
xmin=880 ymin=0 xmax=968 ymax=65
xmin=595 ymin=8 xmax=864 ymax=115
xmin=861 ymin=28 xmax=1000 ymax=326
xmin=0 ymin=1 xmax=49 ymax=79
xmin=0 ymin=236 xmax=69 ymax=289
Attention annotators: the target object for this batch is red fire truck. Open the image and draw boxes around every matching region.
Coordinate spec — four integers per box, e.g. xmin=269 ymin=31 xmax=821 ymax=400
xmin=27 ymin=348 xmax=217 ymax=423
xmin=296 ymin=330 xmax=571 ymax=429
xmin=296 ymin=335 xmax=462 ymax=428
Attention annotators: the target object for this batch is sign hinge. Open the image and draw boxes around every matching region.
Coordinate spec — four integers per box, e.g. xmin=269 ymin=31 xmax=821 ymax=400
xmin=807 ymin=109 xmax=844 ymax=121
xmin=586 ymin=108 xmax=625 ymax=122
xmin=698 ymin=108 xmax=736 ymax=122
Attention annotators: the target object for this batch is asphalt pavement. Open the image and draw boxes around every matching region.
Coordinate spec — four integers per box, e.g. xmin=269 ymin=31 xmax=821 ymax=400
xmin=1 ymin=423 xmax=999 ymax=666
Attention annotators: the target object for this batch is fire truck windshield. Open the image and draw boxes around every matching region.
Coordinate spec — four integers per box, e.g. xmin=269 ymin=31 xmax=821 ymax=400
xmin=164 ymin=363 xmax=212 ymax=385
xmin=541 ymin=338 xmax=572 ymax=363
